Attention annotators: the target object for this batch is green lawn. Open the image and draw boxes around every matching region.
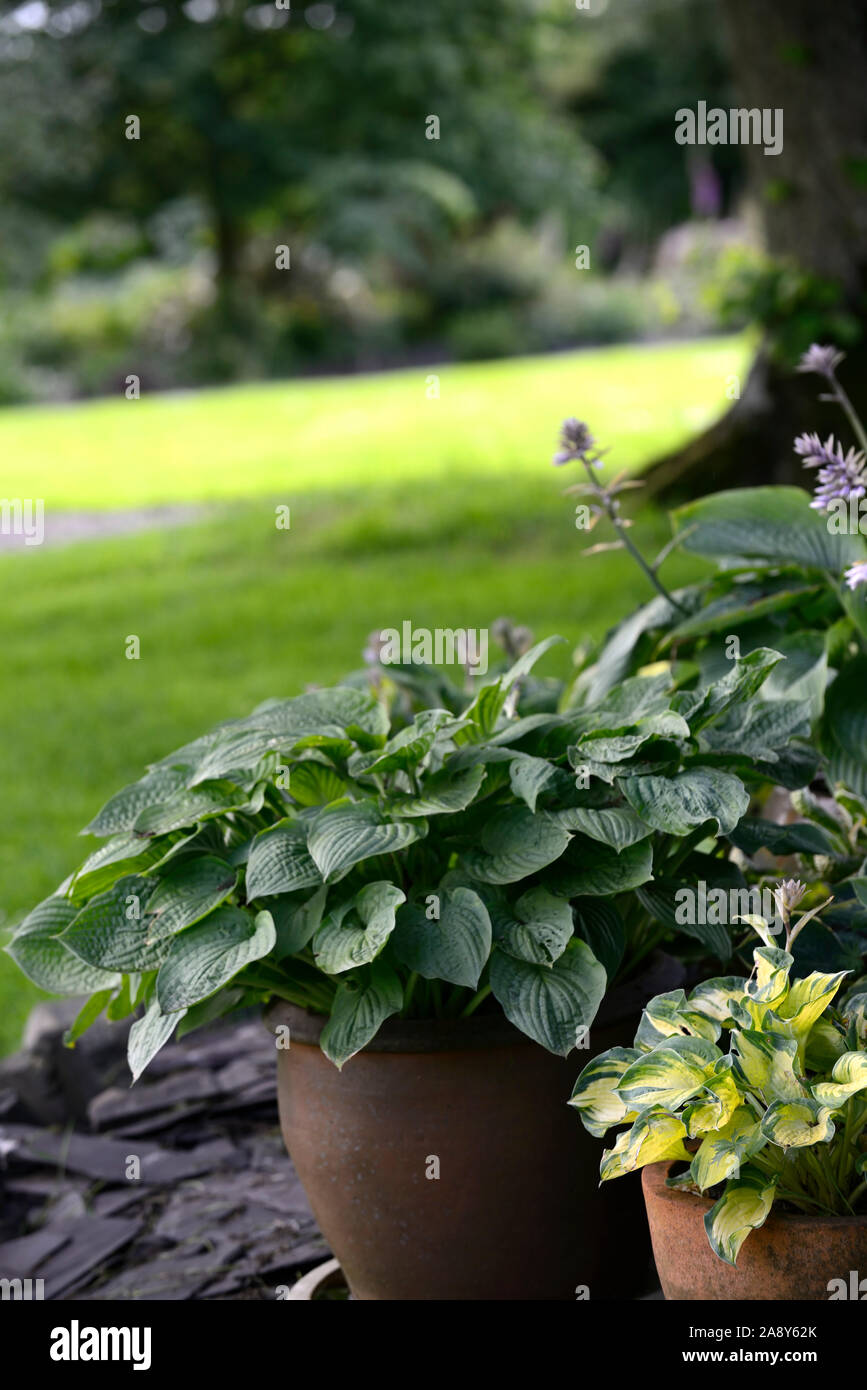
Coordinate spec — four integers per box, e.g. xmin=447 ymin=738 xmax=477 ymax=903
xmin=0 ymin=337 xmax=744 ymax=1054
xmin=0 ymin=337 xmax=747 ymax=508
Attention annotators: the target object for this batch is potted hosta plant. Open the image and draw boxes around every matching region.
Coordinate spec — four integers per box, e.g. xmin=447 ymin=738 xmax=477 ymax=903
xmin=7 ymin=625 xmax=806 ymax=1300
xmin=570 ymin=890 xmax=867 ymax=1299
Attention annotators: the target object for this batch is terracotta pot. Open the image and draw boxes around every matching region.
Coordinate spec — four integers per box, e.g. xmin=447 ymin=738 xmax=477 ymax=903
xmin=267 ymin=952 xmax=683 ymax=1301
xmin=643 ymin=1161 xmax=867 ymax=1301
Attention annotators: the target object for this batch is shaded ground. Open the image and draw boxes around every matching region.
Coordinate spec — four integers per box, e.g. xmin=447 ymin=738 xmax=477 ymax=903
xmin=0 ymin=1006 xmax=328 ymax=1299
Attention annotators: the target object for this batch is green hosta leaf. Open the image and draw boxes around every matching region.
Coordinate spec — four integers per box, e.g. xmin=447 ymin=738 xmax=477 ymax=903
xmin=455 ymin=679 xmax=506 ymax=744
xmin=85 ymin=767 xmax=189 ymax=836
xmin=502 ymin=635 xmax=565 ymax=689
xmin=144 ymin=856 xmax=238 ymax=936
xmin=313 ymin=881 xmax=406 ymax=974
xmin=622 ymin=768 xmax=749 ymax=836
xmin=65 ymin=989 xmax=114 ymax=1045
xmin=489 ymin=937 xmax=606 ymax=1056
xmin=572 ymin=898 xmax=626 ymax=980
xmin=842 ymin=992 xmax=867 ymax=1048
xmin=246 ymin=820 xmax=322 ymax=898
xmin=635 ymin=990 xmax=721 ymax=1051
xmin=554 ymin=805 xmax=652 ymax=851
xmin=62 ymin=876 xmax=173 ymax=973
xmin=71 ymin=832 xmax=191 ymax=901
xmin=156 ymin=907 xmax=276 ymax=1013
xmin=704 ymin=1166 xmax=778 ymax=1266
xmin=569 ymin=1046 xmax=641 ymax=1138
xmin=7 ymin=896 xmax=121 ymax=995
xmin=508 ymin=755 xmax=558 ymax=812
xmin=391 ymin=764 xmax=486 ymax=818
xmin=307 ymin=800 xmax=424 ymax=883
xmin=811 ymin=1051 xmax=867 ymax=1108
xmin=390 ymin=887 xmax=492 ymax=988
xmin=319 ymin=960 xmax=403 ymax=1069
xmin=733 ymin=1030 xmax=806 ymax=1102
xmin=490 ymin=886 xmax=573 ymax=966
xmin=761 ymin=1097 xmax=836 ymax=1148
xmin=690 ymin=1107 xmax=765 ymax=1190
xmin=824 ymin=656 xmax=867 ymax=773
xmin=547 ymin=836 xmax=653 ymax=898
xmin=600 ymin=1106 xmax=691 ymax=1181
xmin=270 ymin=885 xmax=328 ymax=959
xmin=569 ymin=713 xmax=688 ymax=767
xmin=462 ymin=807 xmax=569 ymax=885
xmin=128 ymin=998 xmax=186 ymax=1083
xmin=286 ymin=761 xmax=347 ymax=807
xmin=618 ymin=1035 xmax=722 ymax=1111
xmin=186 ymin=729 xmax=290 ymax=786
xmin=728 ymin=817 xmax=838 ymax=858
xmin=636 ymin=881 xmax=731 ymax=963
xmin=134 ymin=780 xmax=260 ymax=835
xmin=350 ymin=710 xmax=455 ymax=776
xmin=674 ymin=649 xmax=784 ymax=732
xmin=674 ymin=485 xmax=865 ymax=574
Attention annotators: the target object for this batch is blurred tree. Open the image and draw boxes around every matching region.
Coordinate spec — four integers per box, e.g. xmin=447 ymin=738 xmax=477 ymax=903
xmin=647 ymin=0 xmax=867 ymax=496
xmin=11 ymin=0 xmax=595 ymax=336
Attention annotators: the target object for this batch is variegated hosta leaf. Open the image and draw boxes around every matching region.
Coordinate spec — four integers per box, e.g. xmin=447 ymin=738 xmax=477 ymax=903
xmin=761 ymin=1097 xmax=836 ymax=1148
xmin=618 ymin=1034 xmax=722 ymax=1112
xmin=748 ymin=947 xmax=793 ymax=1007
xmin=634 ymin=989 xmax=721 ymax=1052
xmin=775 ymin=969 xmax=849 ymax=1044
xmin=599 ymin=1106 xmax=691 ymax=1181
xmin=568 ymin=1047 xmax=640 ymax=1138
xmin=704 ymin=1167 xmax=778 ymax=1266
xmin=683 ymin=1060 xmax=743 ymax=1136
xmin=842 ymin=992 xmax=867 ymax=1048
xmin=689 ymin=1107 xmax=765 ymax=1190
xmin=811 ymin=1052 xmax=867 ymax=1109
xmin=688 ymin=976 xmax=749 ymax=1026
xmin=733 ymin=1029 xmax=806 ymax=1103
xmin=804 ymin=1015 xmax=849 ymax=1071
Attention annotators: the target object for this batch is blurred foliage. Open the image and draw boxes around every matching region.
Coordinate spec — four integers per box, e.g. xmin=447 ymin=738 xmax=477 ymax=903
xmin=0 ymin=0 xmax=749 ymax=399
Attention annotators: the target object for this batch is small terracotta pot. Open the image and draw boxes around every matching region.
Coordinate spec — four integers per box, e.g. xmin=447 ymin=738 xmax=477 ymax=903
xmin=643 ymin=1161 xmax=867 ymax=1301
xmin=267 ymin=952 xmax=682 ymax=1301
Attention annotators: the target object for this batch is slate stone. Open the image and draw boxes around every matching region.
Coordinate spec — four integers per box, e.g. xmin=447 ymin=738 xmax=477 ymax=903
xmin=35 ymin=1215 xmax=142 ymax=1298
xmin=89 ymin=1069 xmax=224 ymax=1130
xmin=0 ymin=1124 xmax=216 ymax=1185
xmin=84 ymin=1237 xmax=244 ymax=1301
xmin=0 ymin=1227 xmax=70 ymax=1277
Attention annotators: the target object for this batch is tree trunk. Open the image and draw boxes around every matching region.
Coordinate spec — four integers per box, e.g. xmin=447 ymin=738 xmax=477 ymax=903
xmin=645 ymin=0 xmax=867 ymax=501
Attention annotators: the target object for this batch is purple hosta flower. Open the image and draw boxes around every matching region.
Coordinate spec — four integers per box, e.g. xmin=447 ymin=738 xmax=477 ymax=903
xmin=794 ymin=432 xmax=867 ymax=509
xmin=844 ymin=561 xmax=867 ymax=591
xmin=363 ymin=630 xmax=387 ymax=665
xmin=553 ymin=418 xmax=596 ymax=466
xmin=797 ymin=344 xmax=845 ymax=378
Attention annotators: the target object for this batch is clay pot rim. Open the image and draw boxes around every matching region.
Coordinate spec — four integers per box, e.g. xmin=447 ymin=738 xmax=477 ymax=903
xmin=644 ymin=1160 xmax=867 ymax=1231
xmin=265 ymin=948 xmax=685 ymax=1052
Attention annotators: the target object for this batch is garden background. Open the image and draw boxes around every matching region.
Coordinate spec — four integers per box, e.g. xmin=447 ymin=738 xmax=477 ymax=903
xmin=1 ymin=0 xmax=864 ymax=1052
